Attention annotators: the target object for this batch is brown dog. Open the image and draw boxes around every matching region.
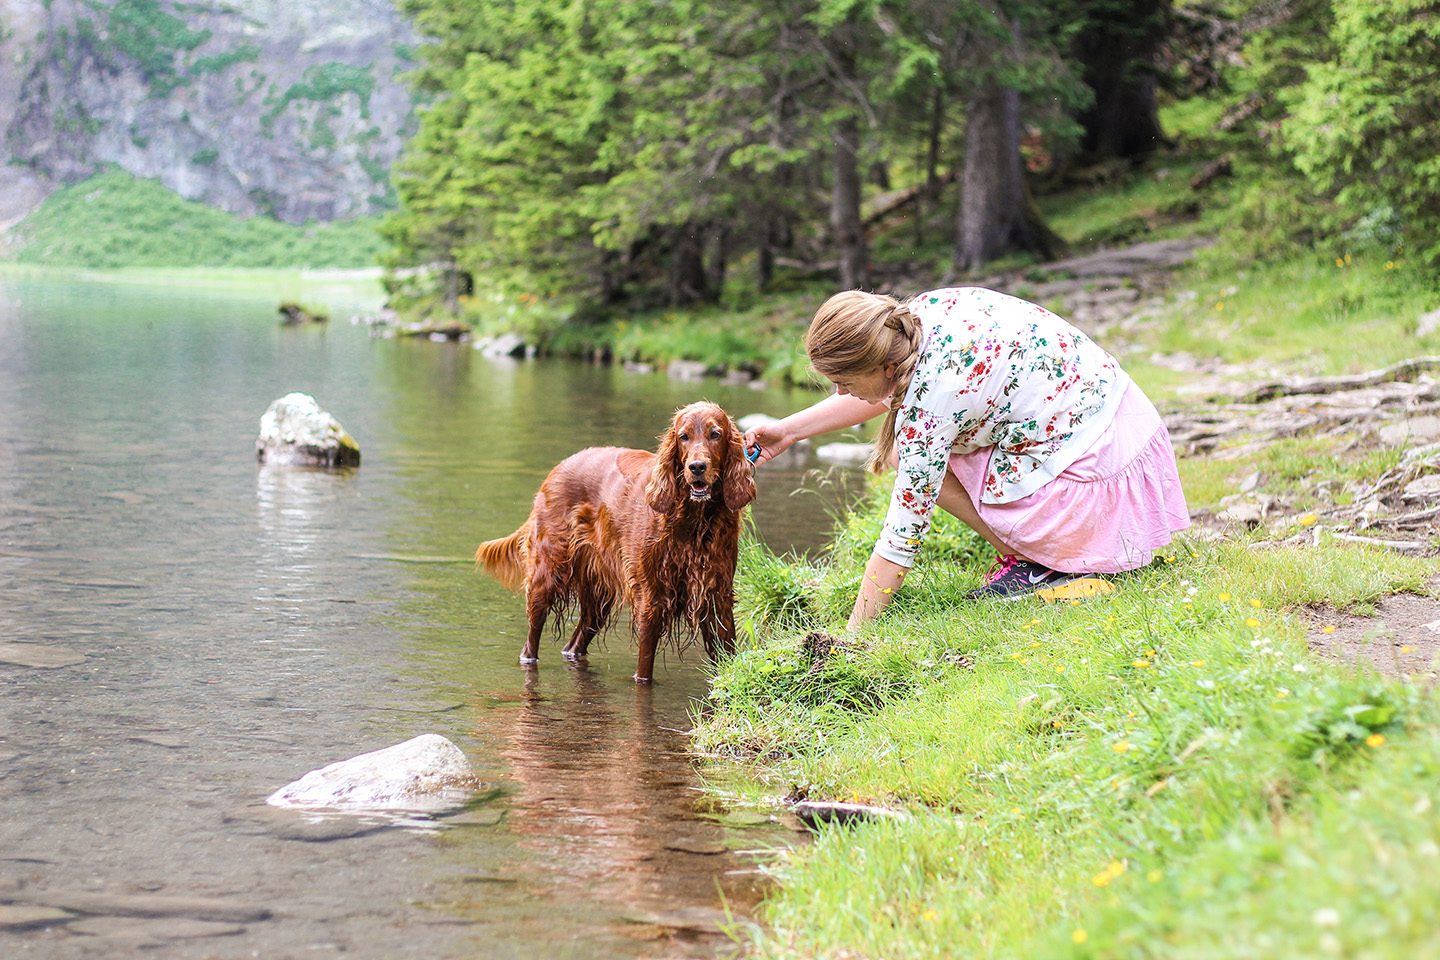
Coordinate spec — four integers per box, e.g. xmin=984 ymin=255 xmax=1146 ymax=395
xmin=475 ymin=401 xmax=756 ymax=682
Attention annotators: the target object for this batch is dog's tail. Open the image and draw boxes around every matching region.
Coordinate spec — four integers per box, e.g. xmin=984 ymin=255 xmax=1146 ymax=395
xmin=475 ymin=523 xmax=530 ymax=592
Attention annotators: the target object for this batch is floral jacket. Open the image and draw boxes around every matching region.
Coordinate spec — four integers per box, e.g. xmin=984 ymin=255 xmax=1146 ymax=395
xmin=875 ymin=287 xmax=1130 ymax=568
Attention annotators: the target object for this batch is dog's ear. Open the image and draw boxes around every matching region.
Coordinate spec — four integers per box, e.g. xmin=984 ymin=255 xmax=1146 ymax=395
xmin=722 ymin=418 xmax=757 ymax=511
xmin=646 ymin=416 xmax=682 ymax=514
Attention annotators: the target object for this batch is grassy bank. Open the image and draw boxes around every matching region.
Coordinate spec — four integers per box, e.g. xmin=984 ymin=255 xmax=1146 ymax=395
xmin=4 ymin=168 xmax=385 ymax=269
xmin=702 ymin=486 xmax=1439 ymax=958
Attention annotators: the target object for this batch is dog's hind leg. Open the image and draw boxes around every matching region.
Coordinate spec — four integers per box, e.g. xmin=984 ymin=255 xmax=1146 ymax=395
xmin=563 ymin=584 xmax=614 ymax=661
xmin=521 ymin=534 xmax=569 ymax=666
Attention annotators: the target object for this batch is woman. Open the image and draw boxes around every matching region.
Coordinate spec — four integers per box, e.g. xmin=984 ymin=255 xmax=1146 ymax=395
xmin=744 ymin=287 xmax=1190 ymax=629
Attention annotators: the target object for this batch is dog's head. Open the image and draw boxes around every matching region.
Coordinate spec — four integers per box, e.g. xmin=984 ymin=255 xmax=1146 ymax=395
xmin=646 ymin=401 xmax=756 ymax=514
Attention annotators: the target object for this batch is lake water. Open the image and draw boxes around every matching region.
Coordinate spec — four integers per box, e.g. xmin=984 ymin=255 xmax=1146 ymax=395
xmin=0 ymin=271 xmax=860 ymax=958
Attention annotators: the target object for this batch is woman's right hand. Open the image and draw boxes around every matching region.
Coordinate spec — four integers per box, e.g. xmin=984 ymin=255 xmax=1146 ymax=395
xmin=743 ymin=421 xmax=795 ymax=467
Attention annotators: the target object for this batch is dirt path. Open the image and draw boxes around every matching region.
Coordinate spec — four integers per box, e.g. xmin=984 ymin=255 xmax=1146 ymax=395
xmin=1306 ymin=582 xmax=1440 ymax=682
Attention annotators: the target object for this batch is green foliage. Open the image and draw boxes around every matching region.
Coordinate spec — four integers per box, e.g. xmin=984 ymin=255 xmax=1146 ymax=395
xmin=262 ymin=62 xmax=376 ymax=133
xmin=102 ymin=0 xmax=211 ymax=94
xmin=189 ymin=43 xmax=261 ymax=76
xmin=387 ymin=0 xmax=1085 ymax=312
xmin=1283 ymin=0 xmax=1440 ymax=263
xmin=8 ymin=169 xmax=385 ymax=269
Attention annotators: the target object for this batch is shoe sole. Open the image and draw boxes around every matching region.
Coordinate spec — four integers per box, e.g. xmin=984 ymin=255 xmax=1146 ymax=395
xmin=1037 ymin=577 xmax=1115 ymax=603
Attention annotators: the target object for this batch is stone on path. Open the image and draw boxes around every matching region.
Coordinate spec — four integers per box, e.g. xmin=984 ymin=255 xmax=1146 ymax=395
xmin=266 ymin=734 xmax=478 ymax=811
xmin=255 ymin=392 xmax=360 ymax=468
xmin=0 ymin=642 xmax=85 ymax=669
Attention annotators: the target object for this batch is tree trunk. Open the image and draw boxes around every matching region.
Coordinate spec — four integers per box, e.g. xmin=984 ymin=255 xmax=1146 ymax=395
xmin=828 ymin=26 xmax=868 ymax=292
xmin=1075 ymin=0 xmax=1171 ymax=163
xmin=954 ymin=83 xmax=1064 ymax=273
xmin=668 ymin=223 xmax=711 ymax=305
xmin=831 ymin=112 xmax=867 ymax=289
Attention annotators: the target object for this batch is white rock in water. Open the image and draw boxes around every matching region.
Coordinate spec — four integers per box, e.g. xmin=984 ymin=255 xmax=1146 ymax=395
xmin=256 ymin=392 xmax=361 ymax=468
xmin=737 ymin=413 xmax=779 ymax=433
xmin=267 ymin=734 xmax=475 ymax=810
xmin=474 ymin=332 xmax=529 ymax=358
xmin=816 ymin=442 xmax=875 ymax=466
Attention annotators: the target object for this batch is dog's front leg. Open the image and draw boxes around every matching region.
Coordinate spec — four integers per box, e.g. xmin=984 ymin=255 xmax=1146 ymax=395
xmin=632 ymin=603 xmax=662 ymax=684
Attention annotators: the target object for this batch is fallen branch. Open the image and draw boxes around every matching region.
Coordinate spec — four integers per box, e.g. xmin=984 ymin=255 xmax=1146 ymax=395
xmin=1331 ymin=533 xmax=1429 ymax=553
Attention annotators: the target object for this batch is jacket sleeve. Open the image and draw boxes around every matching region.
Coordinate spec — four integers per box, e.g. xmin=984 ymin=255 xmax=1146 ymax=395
xmin=873 ymin=363 xmax=968 ymax=568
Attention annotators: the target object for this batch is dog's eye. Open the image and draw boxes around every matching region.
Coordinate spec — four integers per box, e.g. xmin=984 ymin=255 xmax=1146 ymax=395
xmin=679 ymin=433 xmax=689 ymax=442
xmin=709 ymin=430 xmax=721 ymax=440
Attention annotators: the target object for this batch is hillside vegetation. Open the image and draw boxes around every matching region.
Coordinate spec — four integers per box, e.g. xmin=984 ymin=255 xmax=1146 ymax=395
xmin=6 ymin=169 xmax=387 ymax=269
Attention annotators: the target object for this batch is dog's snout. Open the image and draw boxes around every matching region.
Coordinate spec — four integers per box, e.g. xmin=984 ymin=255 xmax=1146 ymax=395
xmin=687 ymin=460 xmax=707 ymax=476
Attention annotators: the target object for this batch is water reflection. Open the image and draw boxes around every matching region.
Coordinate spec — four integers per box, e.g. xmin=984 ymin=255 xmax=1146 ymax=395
xmin=463 ymin=662 xmax=772 ymax=957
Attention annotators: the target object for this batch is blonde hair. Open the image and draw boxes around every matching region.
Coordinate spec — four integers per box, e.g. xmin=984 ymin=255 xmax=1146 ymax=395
xmin=805 ymin=290 xmax=923 ymax=474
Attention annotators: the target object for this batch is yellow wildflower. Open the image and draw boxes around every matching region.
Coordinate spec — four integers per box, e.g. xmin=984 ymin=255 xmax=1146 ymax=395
xmin=1250 ymin=599 xmax=1263 ymax=609
xmin=1192 ymin=659 xmax=1206 ymax=667
xmin=1400 ymin=645 xmax=1415 ymax=653
xmin=1218 ymin=592 xmax=1231 ymax=602
xmin=1335 ymin=257 xmax=1345 ymax=268
xmin=1246 ymin=617 xmax=1261 ymax=628
xmin=1367 ymin=733 xmax=1386 ymax=749
xmin=1147 ymin=869 xmax=1163 ymax=883
xmin=1113 ymin=741 xmax=1132 ymax=754
xmin=1073 ymin=929 xmax=1088 ymax=944
xmin=1322 ymin=625 xmax=1336 ymax=634
xmin=1055 ymin=665 xmax=1066 ymax=674
xmin=1299 ymin=513 xmax=1318 ymax=527
xmin=923 ymin=909 xmax=938 ymax=922
xmin=1133 ymin=659 xmax=1151 ymax=669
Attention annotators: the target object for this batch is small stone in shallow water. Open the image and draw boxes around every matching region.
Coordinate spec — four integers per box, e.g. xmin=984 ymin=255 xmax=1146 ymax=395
xmin=255 ymin=392 xmax=360 ymax=468
xmin=663 ymin=838 xmax=728 ymax=856
xmin=0 ymin=643 xmax=86 ymax=669
xmin=266 ymin=734 xmax=479 ymax=811
xmin=0 ymin=904 xmax=73 ymax=930
xmin=815 ymin=442 xmax=875 ymax=466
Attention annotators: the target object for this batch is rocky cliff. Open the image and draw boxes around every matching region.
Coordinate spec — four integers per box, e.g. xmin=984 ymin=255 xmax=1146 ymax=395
xmin=0 ymin=0 xmax=418 ymax=229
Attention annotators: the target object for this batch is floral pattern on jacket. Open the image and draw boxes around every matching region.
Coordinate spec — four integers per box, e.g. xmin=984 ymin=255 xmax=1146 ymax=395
xmin=875 ymin=287 xmax=1129 ymax=567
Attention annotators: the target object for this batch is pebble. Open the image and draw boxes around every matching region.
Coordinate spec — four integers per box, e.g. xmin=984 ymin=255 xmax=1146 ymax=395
xmin=0 ymin=642 xmax=86 ymax=669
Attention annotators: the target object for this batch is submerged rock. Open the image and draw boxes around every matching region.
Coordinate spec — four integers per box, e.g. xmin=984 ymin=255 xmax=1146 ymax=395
xmin=277 ymin=302 xmax=327 ymax=326
xmin=815 ymin=442 xmax=875 ymax=466
xmin=474 ymin=332 xmax=530 ymax=358
xmin=0 ymin=642 xmax=85 ymax=669
xmin=255 ymin=393 xmax=360 ymax=468
xmin=266 ymin=734 xmax=478 ymax=811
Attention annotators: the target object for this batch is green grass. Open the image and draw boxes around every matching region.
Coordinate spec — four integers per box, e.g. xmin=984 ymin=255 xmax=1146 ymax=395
xmin=1142 ymin=249 xmax=1438 ymax=376
xmin=6 ymin=168 xmax=386 ymax=269
xmin=700 ymin=489 xmax=1440 ymax=959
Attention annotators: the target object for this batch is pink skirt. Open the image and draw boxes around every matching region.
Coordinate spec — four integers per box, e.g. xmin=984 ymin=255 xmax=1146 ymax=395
xmin=949 ymin=384 xmax=1191 ymax=573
